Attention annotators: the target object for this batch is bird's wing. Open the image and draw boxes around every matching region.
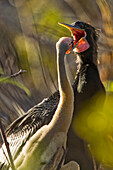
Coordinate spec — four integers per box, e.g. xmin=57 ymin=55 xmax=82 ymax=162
xmin=0 ymin=91 xmax=60 ymax=169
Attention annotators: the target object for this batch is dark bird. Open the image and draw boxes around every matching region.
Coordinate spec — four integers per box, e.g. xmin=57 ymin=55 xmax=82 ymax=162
xmin=0 ymin=21 xmax=105 ymax=170
xmin=60 ymin=21 xmax=106 ymax=170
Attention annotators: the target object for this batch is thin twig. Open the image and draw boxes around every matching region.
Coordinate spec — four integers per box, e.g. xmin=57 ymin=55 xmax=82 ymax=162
xmin=57 ymin=146 xmax=67 ymax=170
xmin=88 ymin=144 xmax=97 ymax=170
xmin=7 ymin=69 xmax=27 ymax=79
xmin=0 ymin=143 xmax=10 ymax=166
xmin=0 ymin=69 xmax=27 ymax=83
xmin=0 ymin=119 xmax=16 ymax=170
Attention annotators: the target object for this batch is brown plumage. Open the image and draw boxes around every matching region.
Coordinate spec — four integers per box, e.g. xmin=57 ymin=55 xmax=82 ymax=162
xmin=0 ymin=37 xmax=79 ymax=170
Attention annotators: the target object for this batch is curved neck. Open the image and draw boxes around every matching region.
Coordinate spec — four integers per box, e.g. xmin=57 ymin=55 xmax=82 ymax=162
xmin=57 ymin=48 xmax=70 ymax=95
xmin=49 ymin=46 xmax=74 ymax=133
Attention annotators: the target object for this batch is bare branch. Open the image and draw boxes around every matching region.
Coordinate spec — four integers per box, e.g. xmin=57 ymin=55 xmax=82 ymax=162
xmin=88 ymin=144 xmax=97 ymax=170
xmin=0 ymin=143 xmax=10 ymax=166
xmin=7 ymin=69 xmax=27 ymax=79
xmin=0 ymin=69 xmax=27 ymax=83
xmin=0 ymin=119 xmax=16 ymax=170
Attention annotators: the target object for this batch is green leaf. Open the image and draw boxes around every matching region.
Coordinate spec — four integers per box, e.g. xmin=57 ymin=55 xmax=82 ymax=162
xmin=0 ymin=77 xmax=30 ymax=96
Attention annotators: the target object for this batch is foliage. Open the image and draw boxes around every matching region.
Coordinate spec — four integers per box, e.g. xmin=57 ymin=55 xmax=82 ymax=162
xmin=0 ymin=76 xmax=30 ymax=96
xmin=73 ymin=94 xmax=113 ymax=167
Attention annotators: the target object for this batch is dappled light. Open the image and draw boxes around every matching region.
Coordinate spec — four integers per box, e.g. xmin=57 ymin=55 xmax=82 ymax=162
xmin=73 ymin=94 xmax=113 ymax=168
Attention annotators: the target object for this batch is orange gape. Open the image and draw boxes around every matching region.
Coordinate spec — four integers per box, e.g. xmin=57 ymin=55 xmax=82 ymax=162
xmin=74 ymin=37 xmax=90 ymax=53
xmin=66 ymin=46 xmax=73 ymax=54
xmin=66 ymin=37 xmax=90 ymax=54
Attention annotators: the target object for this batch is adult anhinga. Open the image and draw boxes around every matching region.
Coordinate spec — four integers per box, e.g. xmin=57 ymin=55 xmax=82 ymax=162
xmin=0 ymin=21 xmax=105 ymax=170
xmin=61 ymin=22 xmax=106 ymax=170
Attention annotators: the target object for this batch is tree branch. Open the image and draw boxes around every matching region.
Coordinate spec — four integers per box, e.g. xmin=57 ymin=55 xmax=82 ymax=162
xmin=7 ymin=69 xmax=27 ymax=79
xmin=0 ymin=119 xmax=16 ymax=170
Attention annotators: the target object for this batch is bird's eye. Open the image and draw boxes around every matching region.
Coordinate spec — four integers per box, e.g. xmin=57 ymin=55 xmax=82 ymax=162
xmin=79 ymin=24 xmax=83 ymax=29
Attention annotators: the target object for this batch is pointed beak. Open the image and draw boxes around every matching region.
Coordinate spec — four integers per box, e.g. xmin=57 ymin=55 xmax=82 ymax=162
xmin=58 ymin=22 xmax=90 ymax=54
xmin=58 ymin=22 xmax=85 ymax=34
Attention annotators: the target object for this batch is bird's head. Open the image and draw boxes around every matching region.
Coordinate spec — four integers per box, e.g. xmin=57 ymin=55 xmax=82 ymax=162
xmin=59 ymin=21 xmax=98 ymax=64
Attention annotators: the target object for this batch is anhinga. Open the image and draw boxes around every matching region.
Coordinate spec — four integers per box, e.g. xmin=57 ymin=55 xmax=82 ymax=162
xmin=0 ymin=21 xmax=105 ymax=170
xmin=61 ymin=21 xmax=106 ymax=170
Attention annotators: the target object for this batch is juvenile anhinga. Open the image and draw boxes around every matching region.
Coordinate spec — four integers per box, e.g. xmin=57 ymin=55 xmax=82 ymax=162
xmin=0 ymin=37 xmax=79 ymax=169
xmin=0 ymin=21 xmax=105 ymax=170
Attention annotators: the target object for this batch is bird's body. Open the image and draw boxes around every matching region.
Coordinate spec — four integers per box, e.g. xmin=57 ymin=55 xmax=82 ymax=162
xmin=0 ymin=37 xmax=79 ymax=170
xmin=0 ymin=21 xmax=105 ymax=170
xmin=66 ymin=62 xmax=105 ymax=170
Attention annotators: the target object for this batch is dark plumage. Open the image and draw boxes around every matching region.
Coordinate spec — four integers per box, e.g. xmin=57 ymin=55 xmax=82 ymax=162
xmin=0 ymin=21 xmax=105 ymax=170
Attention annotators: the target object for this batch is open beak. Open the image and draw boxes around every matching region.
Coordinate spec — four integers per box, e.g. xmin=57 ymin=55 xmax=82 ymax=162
xmin=58 ymin=22 xmax=90 ymax=54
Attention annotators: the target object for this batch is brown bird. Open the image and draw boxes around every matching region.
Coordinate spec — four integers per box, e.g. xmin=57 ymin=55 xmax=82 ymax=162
xmin=0 ymin=21 xmax=105 ymax=170
xmin=0 ymin=37 xmax=79 ymax=169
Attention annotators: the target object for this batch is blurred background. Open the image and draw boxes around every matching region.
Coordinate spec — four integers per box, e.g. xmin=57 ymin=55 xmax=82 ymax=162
xmin=0 ymin=0 xmax=113 ymax=168
xmin=0 ymin=0 xmax=113 ymax=166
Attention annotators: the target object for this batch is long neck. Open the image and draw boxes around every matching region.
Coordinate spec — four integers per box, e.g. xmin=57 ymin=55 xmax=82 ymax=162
xmin=57 ymin=47 xmax=71 ymax=96
xmin=49 ymin=46 xmax=74 ymax=133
